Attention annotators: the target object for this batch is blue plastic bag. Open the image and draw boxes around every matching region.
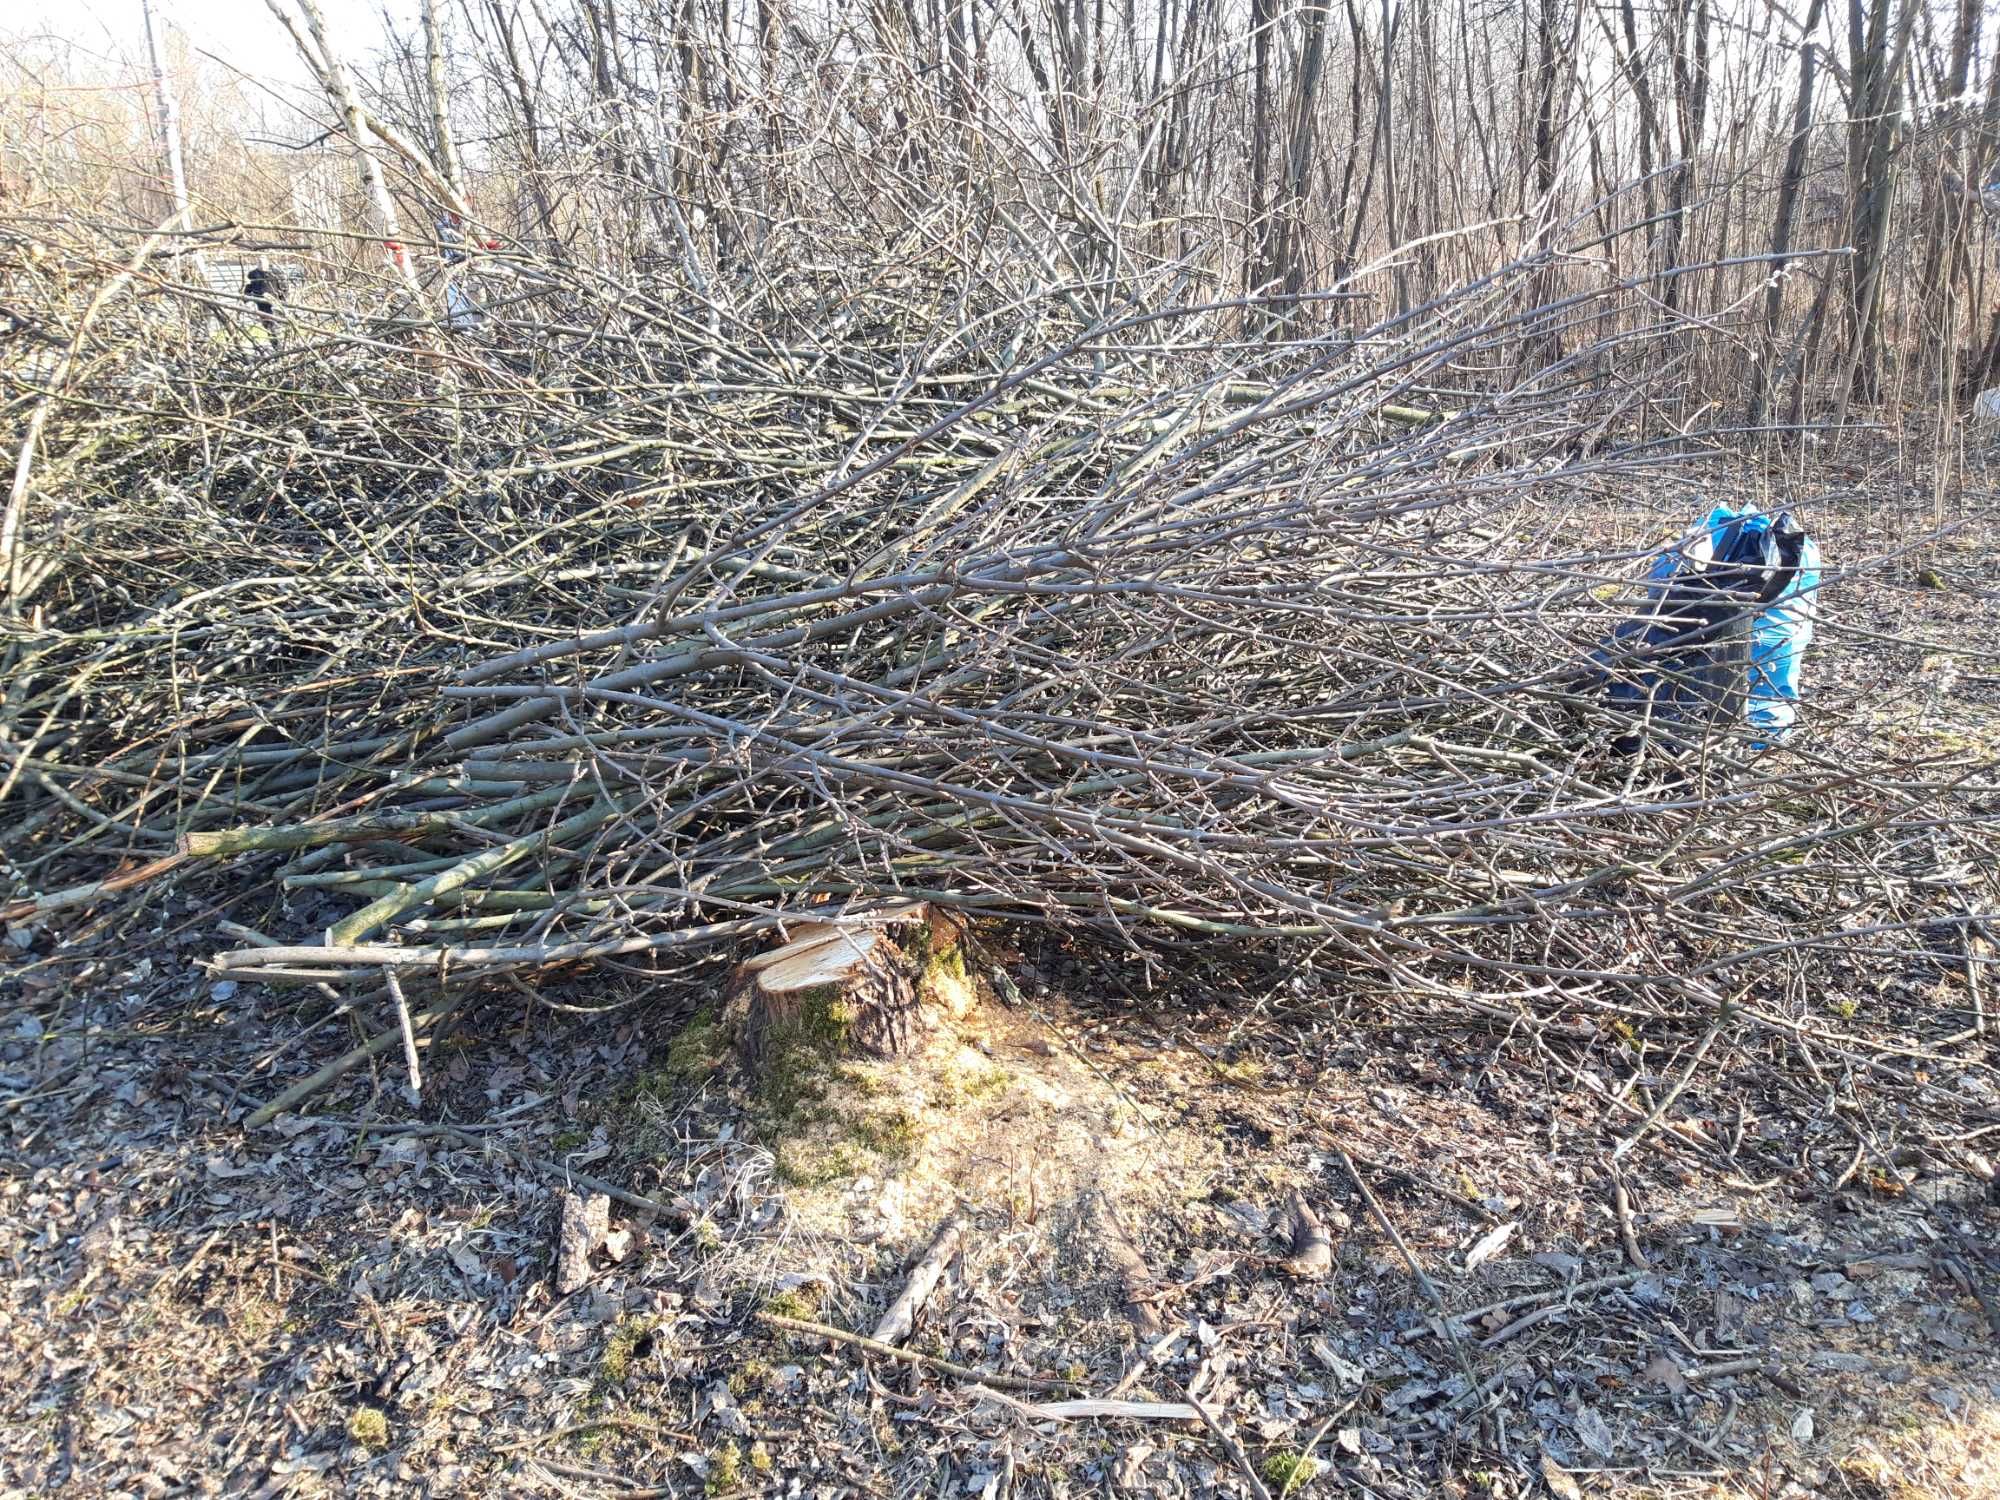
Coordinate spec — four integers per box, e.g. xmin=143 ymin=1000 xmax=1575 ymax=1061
xmin=1602 ymin=504 xmax=1820 ymax=747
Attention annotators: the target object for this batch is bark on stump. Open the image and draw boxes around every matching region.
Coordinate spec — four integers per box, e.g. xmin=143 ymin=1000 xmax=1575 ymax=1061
xmin=722 ymin=903 xmax=968 ymax=1069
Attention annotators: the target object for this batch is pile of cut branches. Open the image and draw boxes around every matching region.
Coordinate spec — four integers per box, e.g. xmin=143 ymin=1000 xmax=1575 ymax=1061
xmin=3 ymin=215 xmax=1993 ymax=1047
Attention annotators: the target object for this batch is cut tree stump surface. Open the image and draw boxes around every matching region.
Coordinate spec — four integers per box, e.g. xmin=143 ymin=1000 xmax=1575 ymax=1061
xmin=724 ymin=903 xmax=969 ymax=1066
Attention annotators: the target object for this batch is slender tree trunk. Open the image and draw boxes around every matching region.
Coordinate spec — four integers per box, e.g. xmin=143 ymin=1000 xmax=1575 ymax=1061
xmin=1246 ymin=0 xmax=1276 ymax=296
xmin=1376 ymin=0 xmax=1407 ymax=313
xmin=1750 ymin=0 xmax=1826 ymax=428
xmin=1610 ymin=0 xmax=1662 ymax=257
xmin=489 ymin=0 xmax=560 ymax=249
xmin=1661 ymin=0 xmax=1711 ymax=314
xmin=140 ymin=0 xmax=194 ymax=238
xmin=1337 ymin=0 xmax=1387 ymax=283
xmin=1531 ymin=0 xmax=1561 ymax=212
xmin=1274 ymin=0 xmax=1332 ymax=311
xmin=265 ymin=0 xmax=424 ymax=297
xmin=1918 ymin=0 xmax=1980 ymax=352
xmin=1841 ymin=0 xmax=1919 ymax=410
xmin=421 ymin=0 xmax=467 ymax=202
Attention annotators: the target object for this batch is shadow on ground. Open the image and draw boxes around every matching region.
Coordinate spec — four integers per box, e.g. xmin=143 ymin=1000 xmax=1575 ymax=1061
xmin=3 ymin=926 xmax=1996 ymax=1499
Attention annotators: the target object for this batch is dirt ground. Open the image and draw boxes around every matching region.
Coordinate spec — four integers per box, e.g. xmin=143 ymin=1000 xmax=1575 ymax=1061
xmin=3 ymin=442 xmax=1998 ymax=1500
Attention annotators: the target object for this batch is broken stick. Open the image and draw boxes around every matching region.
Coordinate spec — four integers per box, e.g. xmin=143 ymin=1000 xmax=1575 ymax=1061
xmin=1613 ymin=1174 xmax=1650 ymax=1269
xmin=871 ymin=1215 xmax=963 ymax=1346
xmin=244 ymin=988 xmax=465 ymax=1128
xmin=1092 ymin=1190 xmax=1165 ymax=1335
xmin=383 ymin=964 xmax=422 ymax=1096
xmin=756 ymin=1310 xmax=1077 ymax=1394
xmin=1185 ymin=1370 xmax=1275 ymax=1500
xmin=970 ymin=1385 xmax=1200 ymax=1424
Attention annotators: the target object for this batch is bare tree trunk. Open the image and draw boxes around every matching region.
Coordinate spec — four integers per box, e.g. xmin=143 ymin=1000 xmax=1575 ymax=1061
xmin=488 ymin=0 xmax=561 ymax=250
xmin=265 ymin=0 xmax=425 ymax=298
xmin=1918 ymin=0 xmax=1980 ymax=371
xmin=1380 ymin=0 xmax=1406 ymax=313
xmin=1959 ymin=47 xmax=2000 ymax=389
xmin=140 ymin=0 xmax=195 ymax=239
xmin=1609 ymin=0 xmax=1662 ymax=255
xmin=1785 ymin=265 xmax=1838 ymax=427
xmin=1336 ymin=0 xmax=1387 ymax=286
xmin=1521 ymin=0 xmax=1575 ymax=373
xmin=1246 ymin=0 xmax=1275 ymax=296
xmin=1749 ymin=0 xmax=1826 ymax=429
xmin=1457 ymin=0 xmax=1505 ymax=258
xmin=1661 ymin=0 xmax=1711 ymax=314
xmin=421 ymin=0 xmax=467 ymax=203
xmin=942 ymin=0 xmax=972 ymax=123
xmin=1008 ymin=0 xmax=1071 ymax=167
xmin=1530 ymin=0 xmax=1561 ymax=212
xmin=1840 ymin=0 xmax=1919 ymax=411
xmin=1273 ymin=0 xmax=1332 ymax=312
xmin=1150 ymin=0 xmax=1210 ymax=258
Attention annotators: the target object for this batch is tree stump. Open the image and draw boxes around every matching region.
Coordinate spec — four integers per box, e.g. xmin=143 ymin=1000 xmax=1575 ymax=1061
xmin=722 ymin=903 xmax=970 ymax=1070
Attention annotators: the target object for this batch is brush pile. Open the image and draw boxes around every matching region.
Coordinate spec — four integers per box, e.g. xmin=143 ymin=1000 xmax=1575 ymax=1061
xmin=4 ymin=216 xmax=1994 ymax=1031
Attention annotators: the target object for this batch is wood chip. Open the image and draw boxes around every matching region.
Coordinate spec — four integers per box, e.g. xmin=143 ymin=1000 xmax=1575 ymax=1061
xmin=1462 ymin=1220 xmax=1517 ymax=1271
xmin=1843 ymin=1250 xmax=1931 ymax=1278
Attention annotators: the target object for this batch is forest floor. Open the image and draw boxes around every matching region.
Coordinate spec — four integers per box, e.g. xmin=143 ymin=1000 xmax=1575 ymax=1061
xmin=3 ymin=437 xmax=1998 ymax=1500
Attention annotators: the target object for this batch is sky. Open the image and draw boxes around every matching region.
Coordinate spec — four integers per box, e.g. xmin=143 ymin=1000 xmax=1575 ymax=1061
xmin=12 ymin=0 xmax=411 ymax=91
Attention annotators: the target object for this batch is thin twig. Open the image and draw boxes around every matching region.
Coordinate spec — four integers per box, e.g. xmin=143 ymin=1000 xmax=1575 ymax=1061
xmin=1183 ymin=1376 xmax=1274 ymax=1500
xmin=1613 ymin=1173 xmax=1650 ymax=1269
xmin=755 ymin=1312 xmax=1079 ymax=1394
xmin=382 ymin=964 xmax=422 ymax=1096
xmin=1338 ymin=1149 xmax=1487 ymax=1422
xmin=1613 ymin=1022 xmax=1724 ymax=1162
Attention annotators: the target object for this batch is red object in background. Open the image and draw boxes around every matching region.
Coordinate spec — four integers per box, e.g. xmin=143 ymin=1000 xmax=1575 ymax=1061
xmin=484 ymin=239 xmax=500 ymax=250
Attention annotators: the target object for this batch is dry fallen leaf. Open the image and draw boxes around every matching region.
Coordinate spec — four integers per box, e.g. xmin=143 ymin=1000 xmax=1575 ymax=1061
xmin=1642 ymin=1352 xmax=1689 ymax=1394
xmin=1540 ymin=1453 xmax=1584 ymax=1500
xmin=1280 ymin=1190 xmax=1334 ymax=1278
xmin=1573 ymin=1403 xmax=1616 ymax=1458
xmin=1864 ymin=1169 xmax=1906 ymax=1197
